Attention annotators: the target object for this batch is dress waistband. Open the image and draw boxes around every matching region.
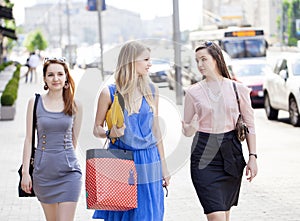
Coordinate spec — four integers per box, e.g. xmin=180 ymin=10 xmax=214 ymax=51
xmin=194 ymin=130 xmax=246 ymax=177
xmin=109 ymin=139 xmax=157 ymax=151
xmin=36 ymin=132 xmax=73 ymax=150
xmin=196 ymin=130 xmax=236 ymax=138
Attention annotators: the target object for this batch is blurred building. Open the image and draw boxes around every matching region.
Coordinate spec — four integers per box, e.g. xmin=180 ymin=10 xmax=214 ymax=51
xmin=22 ymin=0 xmax=172 ymax=49
xmin=23 ymin=2 xmax=142 ymax=47
xmin=202 ymin=0 xmax=281 ymax=44
xmin=144 ymin=16 xmax=173 ymax=40
xmin=242 ymin=0 xmax=281 ymax=44
xmin=22 ymin=0 xmax=282 ymax=48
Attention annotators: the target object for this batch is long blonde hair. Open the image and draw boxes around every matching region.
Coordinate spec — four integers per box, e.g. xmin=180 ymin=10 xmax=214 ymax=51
xmin=114 ymin=41 xmax=155 ymax=115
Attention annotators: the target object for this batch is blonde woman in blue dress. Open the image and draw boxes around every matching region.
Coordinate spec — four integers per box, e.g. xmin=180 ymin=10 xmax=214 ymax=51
xmin=93 ymin=40 xmax=170 ymax=221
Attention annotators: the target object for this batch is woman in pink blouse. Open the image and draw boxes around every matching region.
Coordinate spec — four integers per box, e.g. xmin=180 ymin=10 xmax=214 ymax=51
xmin=182 ymin=41 xmax=258 ymax=221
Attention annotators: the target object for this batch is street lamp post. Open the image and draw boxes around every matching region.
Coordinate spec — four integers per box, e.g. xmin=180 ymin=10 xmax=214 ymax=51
xmin=97 ymin=0 xmax=104 ymax=80
xmin=280 ymin=0 xmax=284 ymax=48
xmin=66 ymin=0 xmax=73 ymax=68
xmin=59 ymin=0 xmax=63 ymax=50
xmin=173 ymin=0 xmax=182 ymax=105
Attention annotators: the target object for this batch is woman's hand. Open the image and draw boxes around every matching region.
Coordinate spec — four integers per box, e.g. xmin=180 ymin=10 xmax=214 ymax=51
xmin=110 ymin=124 xmax=126 ymax=138
xmin=246 ymin=157 xmax=258 ymax=182
xmin=161 ymin=160 xmax=171 ymax=187
xmin=182 ymin=114 xmax=199 ymax=137
xmin=163 ymin=175 xmax=171 ymax=187
xmin=21 ymin=172 xmax=33 ymax=194
xmin=162 ymin=162 xmax=170 ymax=197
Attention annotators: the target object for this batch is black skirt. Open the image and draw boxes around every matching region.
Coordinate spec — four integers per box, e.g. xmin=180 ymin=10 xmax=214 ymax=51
xmin=190 ymin=130 xmax=246 ymax=214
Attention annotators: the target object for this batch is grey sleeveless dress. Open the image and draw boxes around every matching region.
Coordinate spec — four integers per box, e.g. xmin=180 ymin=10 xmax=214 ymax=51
xmin=32 ymin=96 xmax=82 ymax=204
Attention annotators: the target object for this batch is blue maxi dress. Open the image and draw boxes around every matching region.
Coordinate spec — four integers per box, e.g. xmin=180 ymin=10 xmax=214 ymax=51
xmin=93 ymin=84 xmax=164 ymax=221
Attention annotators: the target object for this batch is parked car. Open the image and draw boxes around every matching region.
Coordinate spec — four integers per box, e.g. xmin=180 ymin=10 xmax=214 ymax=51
xmin=167 ymin=65 xmax=201 ymax=91
xmin=78 ymin=56 xmax=100 ymax=69
xmin=231 ymin=59 xmax=272 ymax=108
xmin=263 ymin=54 xmax=300 ymax=126
xmin=149 ymin=59 xmax=171 ymax=83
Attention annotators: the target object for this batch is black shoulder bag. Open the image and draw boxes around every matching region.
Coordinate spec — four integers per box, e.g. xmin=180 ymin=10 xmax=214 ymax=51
xmin=232 ymin=82 xmax=249 ymax=142
xmin=18 ymin=93 xmax=40 ymax=197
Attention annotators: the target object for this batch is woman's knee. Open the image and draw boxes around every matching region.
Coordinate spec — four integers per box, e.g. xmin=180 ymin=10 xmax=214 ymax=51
xmin=207 ymin=211 xmax=226 ymax=221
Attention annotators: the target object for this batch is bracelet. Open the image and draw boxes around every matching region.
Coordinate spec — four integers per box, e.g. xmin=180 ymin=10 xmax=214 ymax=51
xmin=249 ymin=153 xmax=257 ymax=159
xmin=105 ymin=130 xmax=111 ymax=139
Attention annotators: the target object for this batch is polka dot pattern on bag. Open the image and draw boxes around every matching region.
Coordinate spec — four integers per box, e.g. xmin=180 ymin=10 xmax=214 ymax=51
xmin=86 ymin=158 xmax=138 ymax=211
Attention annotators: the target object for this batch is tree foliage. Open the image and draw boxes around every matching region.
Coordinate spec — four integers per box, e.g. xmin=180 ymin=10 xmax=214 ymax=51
xmin=289 ymin=0 xmax=300 ymax=45
xmin=23 ymin=30 xmax=48 ymax=52
xmin=282 ymin=0 xmax=300 ymax=46
xmin=3 ymin=0 xmax=13 ymax=7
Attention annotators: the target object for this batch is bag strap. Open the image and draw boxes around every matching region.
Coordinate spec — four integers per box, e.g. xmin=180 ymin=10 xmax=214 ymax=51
xmin=116 ymin=91 xmax=125 ymax=112
xmin=232 ymin=82 xmax=241 ymax=114
xmin=109 ymin=85 xmax=124 ymax=112
xmin=30 ymin=93 xmax=40 ymax=159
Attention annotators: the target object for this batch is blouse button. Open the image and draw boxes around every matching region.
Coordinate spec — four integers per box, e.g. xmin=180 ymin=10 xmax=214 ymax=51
xmin=42 ymin=146 xmax=46 ymax=150
xmin=42 ymin=135 xmax=46 ymax=138
xmin=42 ymin=140 xmax=46 ymax=144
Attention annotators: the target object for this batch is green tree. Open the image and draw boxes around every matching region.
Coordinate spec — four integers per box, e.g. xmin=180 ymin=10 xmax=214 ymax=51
xmin=0 ymin=0 xmax=17 ymax=62
xmin=23 ymin=30 xmax=48 ymax=52
xmin=284 ymin=0 xmax=300 ymax=46
xmin=3 ymin=20 xmax=18 ymax=54
xmin=288 ymin=0 xmax=300 ymax=46
xmin=278 ymin=0 xmax=290 ymax=45
xmin=3 ymin=0 xmax=13 ymax=8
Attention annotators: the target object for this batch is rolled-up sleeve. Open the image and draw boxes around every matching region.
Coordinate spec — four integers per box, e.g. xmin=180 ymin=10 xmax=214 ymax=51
xmin=183 ymin=90 xmax=196 ymax=124
xmin=238 ymin=84 xmax=255 ymax=134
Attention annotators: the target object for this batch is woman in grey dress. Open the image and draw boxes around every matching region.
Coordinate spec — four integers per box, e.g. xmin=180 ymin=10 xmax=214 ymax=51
xmin=21 ymin=57 xmax=83 ymax=221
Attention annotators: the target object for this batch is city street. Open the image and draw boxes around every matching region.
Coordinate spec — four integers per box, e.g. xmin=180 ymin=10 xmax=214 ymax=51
xmin=0 ymin=66 xmax=300 ymax=221
xmin=1 ymin=0 xmax=300 ymax=220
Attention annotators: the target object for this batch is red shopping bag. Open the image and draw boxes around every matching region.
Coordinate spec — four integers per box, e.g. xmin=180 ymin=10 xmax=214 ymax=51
xmin=86 ymin=148 xmax=138 ymax=211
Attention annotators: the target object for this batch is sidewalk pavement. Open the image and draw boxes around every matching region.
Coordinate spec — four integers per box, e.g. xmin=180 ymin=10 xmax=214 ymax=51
xmin=1 ymin=65 xmax=299 ymax=221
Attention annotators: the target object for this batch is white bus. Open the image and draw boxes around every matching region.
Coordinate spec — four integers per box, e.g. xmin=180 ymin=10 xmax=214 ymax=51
xmin=189 ymin=26 xmax=268 ymax=59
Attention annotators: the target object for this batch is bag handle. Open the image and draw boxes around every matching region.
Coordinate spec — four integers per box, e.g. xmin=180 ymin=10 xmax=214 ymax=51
xmin=232 ymin=82 xmax=241 ymax=114
xmin=30 ymin=94 xmax=40 ymax=160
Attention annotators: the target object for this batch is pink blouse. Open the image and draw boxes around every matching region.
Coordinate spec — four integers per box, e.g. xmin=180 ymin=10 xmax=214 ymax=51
xmin=183 ymin=78 xmax=255 ymax=134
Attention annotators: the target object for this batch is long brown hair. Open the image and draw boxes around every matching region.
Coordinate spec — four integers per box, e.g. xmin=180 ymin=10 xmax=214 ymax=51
xmin=195 ymin=41 xmax=231 ymax=79
xmin=43 ymin=59 xmax=77 ymax=115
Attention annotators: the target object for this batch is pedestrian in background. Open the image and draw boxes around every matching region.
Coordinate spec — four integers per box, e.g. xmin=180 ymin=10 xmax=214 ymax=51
xmin=182 ymin=41 xmax=258 ymax=221
xmin=20 ymin=57 xmax=83 ymax=221
xmin=92 ymin=40 xmax=170 ymax=221
xmin=24 ymin=54 xmax=30 ymax=83
xmin=26 ymin=51 xmax=40 ymax=83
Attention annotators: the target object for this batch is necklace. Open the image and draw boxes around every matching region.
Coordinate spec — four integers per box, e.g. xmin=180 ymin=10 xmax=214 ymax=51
xmin=204 ymin=79 xmax=224 ymax=102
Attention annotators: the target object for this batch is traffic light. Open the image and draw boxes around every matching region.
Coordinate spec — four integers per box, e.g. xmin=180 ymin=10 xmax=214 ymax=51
xmin=86 ymin=0 xmax=106 ymax=11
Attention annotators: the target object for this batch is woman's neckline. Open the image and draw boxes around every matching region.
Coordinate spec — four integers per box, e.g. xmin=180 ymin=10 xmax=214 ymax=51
xmin=40 ymin=96 xmax=64 ymax=114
